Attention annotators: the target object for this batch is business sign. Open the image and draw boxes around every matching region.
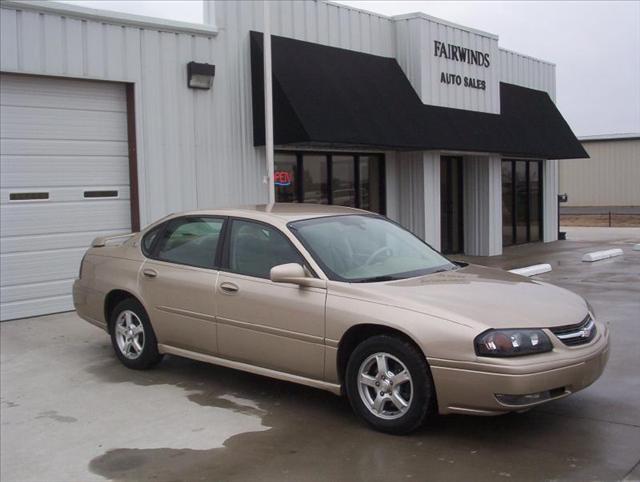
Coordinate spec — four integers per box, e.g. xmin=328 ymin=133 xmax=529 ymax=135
xmin=274 ymin=170 xmax=292 ymax=187
xmin=434 ymin=40 xmax=489 ymax=91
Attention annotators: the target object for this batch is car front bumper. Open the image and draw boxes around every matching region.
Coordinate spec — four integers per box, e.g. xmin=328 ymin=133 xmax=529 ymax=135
xmin=430 ymin=322 xmax=610 ymax=415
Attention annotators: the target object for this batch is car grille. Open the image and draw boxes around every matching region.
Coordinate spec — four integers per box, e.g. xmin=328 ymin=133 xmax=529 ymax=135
xmin=550 ymin=314 xmax=597 ymax=346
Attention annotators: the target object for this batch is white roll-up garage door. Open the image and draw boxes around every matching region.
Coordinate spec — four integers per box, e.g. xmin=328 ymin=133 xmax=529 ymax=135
xmin=1 ymin=74 xmax=131 ymax=321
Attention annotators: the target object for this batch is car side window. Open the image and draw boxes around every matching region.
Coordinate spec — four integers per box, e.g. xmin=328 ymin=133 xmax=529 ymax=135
xmin=228 ymin=220 xmax=304 ymax=279
xmin=141 ymin=224 xmax=163 ymax=257
xmin=155 ymin=217 xmax=224 ymax=269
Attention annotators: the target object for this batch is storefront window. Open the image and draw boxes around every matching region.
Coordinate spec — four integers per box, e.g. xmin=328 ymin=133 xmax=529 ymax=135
xmin=502 ymin=161 xmax=514 ymax=247
xmin=332 ymin=155 xmax=355 ymax=207
xmin=515 ymin=161 xmax=528 ymax=244
xmin=303 ymin=155 xmax=329 ymax=204
xmin=274 ymin=152 xmax=385 ymax=214
xmin=502 ymin=159 xmax=543 ymax=246
xmin=274 ymin=153 xmax=298 ymax=203
xmin=529 ymin=162 xmax=541 ymax=242
xmin=359 ymin=156 xmax=382 ymax=212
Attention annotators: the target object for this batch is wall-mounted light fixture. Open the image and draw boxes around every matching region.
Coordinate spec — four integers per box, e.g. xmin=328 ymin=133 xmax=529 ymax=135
xmin=187 ymin=61 xmax=216 ymax=90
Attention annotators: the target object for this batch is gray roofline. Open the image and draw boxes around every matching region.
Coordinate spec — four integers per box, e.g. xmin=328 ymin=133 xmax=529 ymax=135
xmin=579 ymin=133 xmax=640 ymax=142
xmin=1 ymin=0 xmax=218 ymax=36
xmin=499 ymin=47 xmax=556 ymax=67
xmin=391 ymin=12 xmax=499 ymax=40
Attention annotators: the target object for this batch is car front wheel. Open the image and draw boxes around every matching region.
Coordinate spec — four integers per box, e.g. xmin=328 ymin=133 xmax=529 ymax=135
xmin=345 ymin=335 xmax=435 ymax=434
xmin=109 ymin=298 xmax=163 ymax=370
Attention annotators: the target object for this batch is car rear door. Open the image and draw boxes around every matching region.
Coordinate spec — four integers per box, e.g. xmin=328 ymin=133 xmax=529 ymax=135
xmin=138 ymin=216 xmax=225 ymax=355
xmin=215 ymin=218 xmax=326 ymax=380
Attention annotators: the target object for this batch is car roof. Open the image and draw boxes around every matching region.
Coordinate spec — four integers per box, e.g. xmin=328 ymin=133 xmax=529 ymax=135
xmin=173 ymin=203 xmax=370 ymax=224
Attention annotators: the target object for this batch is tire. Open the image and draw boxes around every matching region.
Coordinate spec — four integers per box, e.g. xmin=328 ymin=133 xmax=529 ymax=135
xmin=345 ymin=335 xmax=435 ymax=434
xmin=109 ymin=298 xmax=163 ymax=370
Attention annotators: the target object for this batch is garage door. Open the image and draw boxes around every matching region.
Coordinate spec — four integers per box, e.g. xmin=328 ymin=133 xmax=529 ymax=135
xmin=1 ymin=74 xmax=131 ymax=321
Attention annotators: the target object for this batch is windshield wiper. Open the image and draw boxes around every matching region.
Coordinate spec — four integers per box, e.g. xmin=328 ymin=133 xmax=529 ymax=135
xmin=353 ymin=275 xmax=399 ymax=283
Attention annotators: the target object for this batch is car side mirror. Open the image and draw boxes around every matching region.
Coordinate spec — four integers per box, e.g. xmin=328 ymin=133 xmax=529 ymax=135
xmin=270 ymin=263 xmax=326 ymax=289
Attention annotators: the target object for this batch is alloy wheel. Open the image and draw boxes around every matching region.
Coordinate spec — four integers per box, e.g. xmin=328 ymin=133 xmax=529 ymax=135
xmin=114 ymin=310 xmax=145 ymax=360
xmin=357 ymin=352 xmax=413 ymax=420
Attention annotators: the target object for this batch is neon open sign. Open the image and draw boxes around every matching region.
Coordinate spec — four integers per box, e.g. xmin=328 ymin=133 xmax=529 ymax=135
xmin=274 ymin=171 xmax=292 ymax=187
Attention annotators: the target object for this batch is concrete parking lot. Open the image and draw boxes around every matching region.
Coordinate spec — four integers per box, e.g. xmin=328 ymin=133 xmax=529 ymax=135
xmin=2 ymin=227 xmax=639 ymax=482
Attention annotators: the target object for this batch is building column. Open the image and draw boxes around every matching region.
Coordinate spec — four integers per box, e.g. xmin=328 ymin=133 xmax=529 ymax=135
xmin=422 ymin=152 xmax=441 ymax=250
xmin=543 ymin=159 xmax=559 ymax=242
xmin=396 ymin=151 xmax=440 ymax=250
xmin=463 ymin=155 xmax=502 ymax=256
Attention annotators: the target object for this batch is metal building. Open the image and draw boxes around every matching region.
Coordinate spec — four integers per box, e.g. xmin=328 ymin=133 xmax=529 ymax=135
xmin=0 ymin=0 xmax=586 ymax=320
xmin=559 ymin=134 xmax=640 ymax=208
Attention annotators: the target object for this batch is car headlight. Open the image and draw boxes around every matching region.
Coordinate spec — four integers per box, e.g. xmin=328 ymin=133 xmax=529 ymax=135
xmin=474 ymin=329 xmax=553 ymax=357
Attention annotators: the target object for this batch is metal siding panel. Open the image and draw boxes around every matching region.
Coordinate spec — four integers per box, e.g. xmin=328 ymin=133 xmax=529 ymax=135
xmin=304 ymin=0 xmax=318 ymax=43
xmin=64 ymin=17 xmax=85 ymax=76
xmin=43 ymin=13 xmax=64 ymax=74
xmin=559 ymin=139 xmax=640 ymax=207
xmin=317 ymin=1 xmax=329 ymax=44
xmin=349 ymin=10 xmax=361 ymax=51
xmin=543 ymin=159 xmax=558 ymax=242
xmin=105 ymin=24 xmax=126 ymax=80
xmin=499 ymin=48 xmax=555 ymax=97
xmin=176 ymin=34 xmax=198 ymax=211
xmin=0 ymin=8 xmax=18 ymax=71
xmin=139 ymin=28 xmax=166 ymax=221
xmin=328 ymin=4 xmax=341 ymax=47
xmin=19 ymin=10 xmax=43 ymax=72
xmin=85 ymin=20 xmax=105 ymax=77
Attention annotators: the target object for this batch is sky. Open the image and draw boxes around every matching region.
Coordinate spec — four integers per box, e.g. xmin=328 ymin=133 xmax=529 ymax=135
xmin=58 ymin=0 xmax=640 ymax=137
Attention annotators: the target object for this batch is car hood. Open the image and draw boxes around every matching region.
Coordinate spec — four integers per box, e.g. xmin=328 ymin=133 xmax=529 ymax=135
xmin=331 ymin=264 xmax=588 ymax=330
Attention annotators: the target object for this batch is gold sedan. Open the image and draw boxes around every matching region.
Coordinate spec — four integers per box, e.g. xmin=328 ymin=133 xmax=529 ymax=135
xmin=73 ymin=205 xmax=609 ymax=434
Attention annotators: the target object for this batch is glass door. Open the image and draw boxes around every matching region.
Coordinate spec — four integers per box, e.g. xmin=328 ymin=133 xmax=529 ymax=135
xmin=502 ymin=159 xmax=543 ymax=247
xmin=440 ymin=156 xmax=464 ymax=254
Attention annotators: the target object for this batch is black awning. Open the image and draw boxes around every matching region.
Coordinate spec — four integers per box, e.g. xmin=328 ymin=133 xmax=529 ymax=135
xmin=250 ymin=31 xmax=588 ymax=159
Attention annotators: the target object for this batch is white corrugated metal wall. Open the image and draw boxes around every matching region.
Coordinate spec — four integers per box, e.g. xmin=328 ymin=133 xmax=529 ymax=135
xmin=395 ymin=14 xmax=500 ymax=114
xmin=559 ymin=138 xmax=640 ymax=207
xmin=0 ymin=0 xmax=561 ymax=264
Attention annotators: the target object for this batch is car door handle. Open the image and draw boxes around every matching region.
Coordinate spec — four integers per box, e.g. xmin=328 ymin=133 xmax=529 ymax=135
xmin=219 ymin=282 xmax=239 ymax=294
xmin=143 ymin=268 xmax=158 ymax=278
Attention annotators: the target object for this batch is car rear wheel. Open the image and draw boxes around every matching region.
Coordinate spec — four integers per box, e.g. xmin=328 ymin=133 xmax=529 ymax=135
xmin=345 ymin=335 xmax=435 ymax=434
xmin=109 ymin=298 xmax=163 ymax=370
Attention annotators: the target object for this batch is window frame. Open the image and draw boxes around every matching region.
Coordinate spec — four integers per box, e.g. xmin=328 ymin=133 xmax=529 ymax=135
xmin=142 ymin=215 xmax=229 ymax=270
xmin=219 ymin=217 xmax=318 ymax=281
xmin=274 ymin=150 xmax=386 ymax=215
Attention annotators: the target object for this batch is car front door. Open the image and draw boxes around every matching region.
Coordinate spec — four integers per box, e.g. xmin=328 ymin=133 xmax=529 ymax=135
xmin=215 ymin=218 xmax=326 ymax=380
xmin=139 ymin=216 xmax=225 ymax=355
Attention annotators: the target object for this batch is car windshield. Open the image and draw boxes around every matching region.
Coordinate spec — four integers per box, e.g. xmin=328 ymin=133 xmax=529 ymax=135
xmin=288 ymin=215 xmax=456 ymax=282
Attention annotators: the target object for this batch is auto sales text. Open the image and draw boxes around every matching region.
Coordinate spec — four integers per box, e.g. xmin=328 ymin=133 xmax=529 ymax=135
xmin=440 ymin=72 xmax=486 ymax=90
